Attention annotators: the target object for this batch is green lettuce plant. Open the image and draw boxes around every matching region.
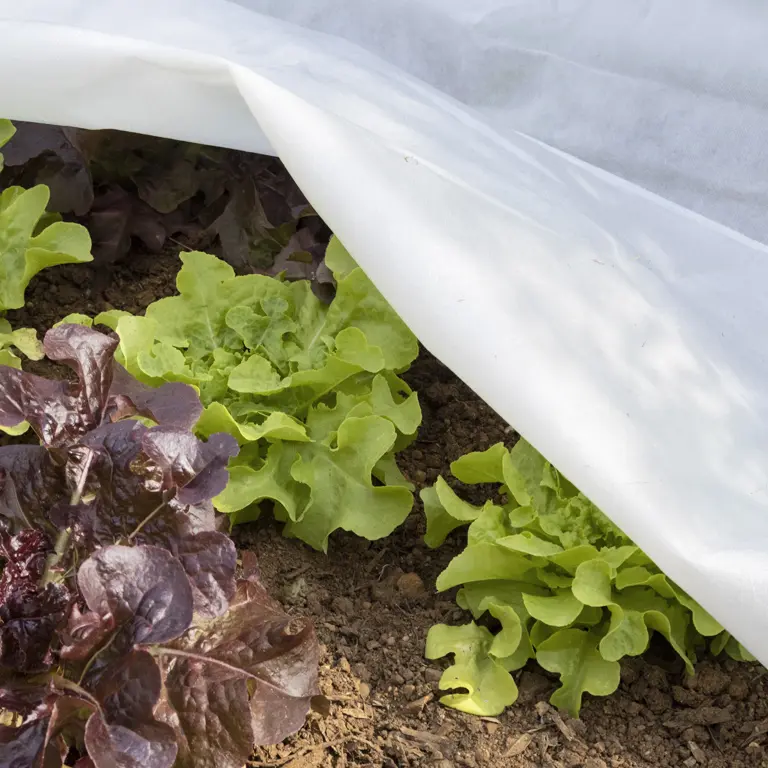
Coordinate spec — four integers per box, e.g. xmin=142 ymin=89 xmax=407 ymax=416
xmin=0 ymin=120 xmax=92 ymax=312
xmin=0 ymin=319 xmax=42 ymax=370
xmin=84 ymin=238 xmax=420 ymax=551
xmin=424 ymin=440 xmax=753 ymax=717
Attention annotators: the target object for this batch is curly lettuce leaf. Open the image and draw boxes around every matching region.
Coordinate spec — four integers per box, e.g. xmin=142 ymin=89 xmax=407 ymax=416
xmin=216 ymin=415 xmax=412 ymax=551
xmin=536 ymin=628 xmax=621 ymax=716
xmin=422 ymin=477 xmax=487 ymax=548
xmin=425 ymin=622 xmax=519 ymax=716
xmin=0 ymin=318 xmax=43 ymax=370
xmin=0 ymin=184 xmax=92 ymax=311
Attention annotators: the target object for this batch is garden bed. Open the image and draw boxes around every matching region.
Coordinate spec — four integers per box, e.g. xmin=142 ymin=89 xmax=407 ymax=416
xmin=6 ymin=253 xmax=768 ymax=768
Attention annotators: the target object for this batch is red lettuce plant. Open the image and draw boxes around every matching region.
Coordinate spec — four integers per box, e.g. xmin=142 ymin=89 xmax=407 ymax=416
xmin=0 ymin=325 xmax=318 ymax=767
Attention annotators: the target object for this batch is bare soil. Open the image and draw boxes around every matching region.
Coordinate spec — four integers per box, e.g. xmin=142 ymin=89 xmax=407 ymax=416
xmin=7 ymin=250 xmax=768 ymax=768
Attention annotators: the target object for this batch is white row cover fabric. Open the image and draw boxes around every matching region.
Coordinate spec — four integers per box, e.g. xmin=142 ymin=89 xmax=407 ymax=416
xmin=2 ymin=0 xmax=768 ymax=663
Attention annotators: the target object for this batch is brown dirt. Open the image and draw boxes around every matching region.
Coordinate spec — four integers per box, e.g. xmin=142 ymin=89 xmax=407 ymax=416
xmin=8 ymin=251 xmax=768 ymax=768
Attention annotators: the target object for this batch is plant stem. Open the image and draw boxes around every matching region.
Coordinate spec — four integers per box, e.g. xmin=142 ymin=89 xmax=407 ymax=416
xmin=70 ymin=448 xmax=94 ymax=506
xmin=49 ymin=674 xmax=101 ymax=712
xmin=41 ymin=527 xmax=71 ymax=586
xmin=78 ymin=630 xmax=118 ymax=685
xmin=127 ymin=500 xmax=167 ymax=542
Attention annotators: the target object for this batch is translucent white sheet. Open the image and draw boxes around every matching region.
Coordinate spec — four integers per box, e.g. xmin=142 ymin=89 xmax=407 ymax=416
xmin=3 ymin=0 xmax=768 ymax=663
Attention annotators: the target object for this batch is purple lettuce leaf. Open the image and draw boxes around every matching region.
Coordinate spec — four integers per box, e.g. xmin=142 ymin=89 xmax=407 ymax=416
xmin=0 ymin=530 xmax=71 ymax=672
xmin=0 ymin=718 xmax=59 ymax=768
xmin=84 ymin=715 xmax=177 ymax=768
xmin=0 ymin=367 xmax=68 ymax=442
xmin=139 ymin=428 xmax=238 ymax=506
xmin=43 ymin=325 xmax=118 ymax=434
xmin=160 ymin=576 xmax=319 ymax=757
xmin=91 ymin=650 xmax=161 ymax=725
xmin=0 ymin=121 xmax=93 ymax=216
xmin=82 ymin=649 xmax=177 ymax=768
xmin=175 ymin=531 xmax=236 ymax=620
xmin=77 ymin=545 xmax=193 ymax=647
xmin=157 ymin=662 xmax=253 ymax=768
xmin=109 ymin=364 xmax=202 ymax=430
xmin=0 ymin=451 xmax=63 ymax=535
xmin=0 ymin=679 xmax=50 ymax=716
xmin=58 ymin=420 xmax=237 ymax=617
xmin=59 ymin=604 xmax=115 ymax=663
xmin=87 ymin=185 xmax=169 ymax=265
xmin=0 ymin=325 xmax=238 ymax=620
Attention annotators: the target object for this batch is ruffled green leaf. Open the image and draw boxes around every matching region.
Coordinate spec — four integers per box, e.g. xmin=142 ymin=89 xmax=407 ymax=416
xmin=616 ymin=566 xmax=723 ymax=636
xmin=422 ymin=477 xmax=486 ymax=548
xmin=725 ymin=636 xmax=756 ymax=662
xmin=436 ymin=544 xmax=535 ymax=591
xmin=0 ymin=319 xmax=42 ymax=433
xmin=467 ymin=504 xmax=512 ymax=546
xmin=198 ymin=403 xmax=309 ymax=444
xmin=372 ymin=453 xmax=414 ymax=490
xmin=536 ymin=568 xmax=574 ymax=589
xmin=549 ymin=545 xmax=601 ymax=574
xmin=54 ymin=313 xmax=94 ymax=328
xmin=571 ymin=559 xmax=613 ymax=607
xmin=537 ymin=629 xmax=621 ymax=717
xmin=523 ymin=591 xmax=583 ymax=627
xmin=497 ymin=531 xmax=563 ymax=557
xmin=217 ymin=415 xmax=412 ymax=551
xmin=324 ymin=236 xmax=359 ymax=279
xmin=619 ymin=589 xmax=694 ymax=674
xmin=228 ymin=353 xmax=286 ymax=394
xmin=426 ymin=623 xmax=519 ymax=716
xmin=0 ymin=185 xmax=92 ymax=311
xmin=0 ymin=319 xmax=43 ymax=368
xmin=450 ymin=443 xmax=507 ymax=484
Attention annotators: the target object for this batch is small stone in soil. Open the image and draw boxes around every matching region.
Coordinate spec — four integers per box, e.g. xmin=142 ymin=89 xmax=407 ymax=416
xmin=310 ymin=695 xmax=332 ymax=718
xmin=688 ymin=742 xmax=706 ymax=764
xmin=358 ymin=682 xmax=371 ymax=699
xmin=425 ymin=668 xmax=443 ymax=684
xmin=332 ymin=596 xmax=355 ymax=616
xmin=397 ymin=572 xmax=426 ymax=598
xmin=728 ymin=678 xmax=750 ymax=700
xmin=402 ymin=693 xmax=433 ymax=715
xmin=692 ymin=666 xmax=731 ymax=696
